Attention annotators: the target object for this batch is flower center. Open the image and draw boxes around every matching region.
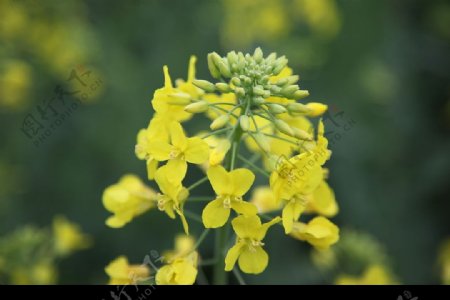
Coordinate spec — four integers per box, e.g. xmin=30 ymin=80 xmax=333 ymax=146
xmin=169 ymin=148 xmax=182 ymax=159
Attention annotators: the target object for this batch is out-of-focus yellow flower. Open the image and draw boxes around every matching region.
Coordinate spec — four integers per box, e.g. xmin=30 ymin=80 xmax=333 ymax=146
xmin=202 ymin=166 xmax=257 ymax=228
xmin=105 ymin=256 xmax=150 ymax=285
xmin=290 ymin=216 xmax=339 ymax=250
xmin=335 ymin=264 xmax=397 ymax=285
xmin=148 ymin=122 xmax=209 ymax=183
xmin=225 ymin=215 xmax=280 ymax=274
xmin=438 ymin=238 xmax=450 ymax=284
xmin=155 ymin=165 xmax=190 ymax=234
xmin=102 ymin=174 xmax=156 ymax=228
xmin=250 ymin=186 xmax=281 ymax=214
xmin=209 ymin=139 xmax=231 ymax=167
xmin=11 ymin=261 xmax=58 ymax=285
xmin=221 ymin=0 xmax=289 ymax=48
xmin=0 ymin=60 xmax=32 ymax=110
xmin=156 ymin=235 xmax=198 ymax=285
xmin=52 ymin=216 xmax=92 ymax=257
xmin=293 ymin=0 xmax=341 ymax=40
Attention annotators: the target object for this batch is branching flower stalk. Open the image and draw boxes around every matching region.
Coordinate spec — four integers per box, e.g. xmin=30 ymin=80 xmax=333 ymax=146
xmin=102 ymin=48 xmax=340 ymax=285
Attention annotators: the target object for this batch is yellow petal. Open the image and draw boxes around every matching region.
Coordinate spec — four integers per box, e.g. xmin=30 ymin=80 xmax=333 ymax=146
xmin=165 ymin=159 xmax=188 ymax=184
xmin=185 ymin=137 xmax=209 ymax=164
xmin=282 ymin=201 xmax=295 ymax=234
xmin=155 ymin=265 xmax=173 ymax=285
xmin=201 ymin=198 xmax=230 ymax=228
xmin=224 ymin=241 xmax=245 ymax=271
xmin=146 ymin=158 xmax=158 ymax=180
xmin=231 ymin=215 xmax=261 ymax=239
xmin=170 ymin=122 xmax=188 ymax=150
xmin=231 ymin=200 xmax=257 ymax=216
xmin=148 ymin=140 xmax=172 ymax=161
xmin=187 ymin=55 xmax=197 ymax=82
xmin=308 ymin=180 xmax=338 ymax=217
xmin=257 ymin=216 xmax=281 ymax=241
xmin=238 ymin=246 xmax=269 ymax=274
xmin=207 ymin=165 xmax=230 ymax=195
xmin=172 ymin=260 xmax=198 ymax=285
xmin=230 ymin=168 xmax=255 ymax=196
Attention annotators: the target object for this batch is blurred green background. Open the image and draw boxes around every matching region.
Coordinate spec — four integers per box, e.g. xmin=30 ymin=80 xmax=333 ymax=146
xmin=0 ymin=0 xmax=449 ymax=284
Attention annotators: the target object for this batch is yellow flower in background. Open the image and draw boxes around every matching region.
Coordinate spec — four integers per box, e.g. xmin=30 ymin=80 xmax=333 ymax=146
xmin=290 ymin=216 xmax=339 ymax=250
xmin=148 ymin=121 xmax=209 ymax=183
xmin=202 ymin=166 xmax=257 ymax=228
xmin=335 ymin=264 xmax=397 ymax=285
xmin=11 ymin=261 xmax=58 ymax=285
xmin=52 ymin=215 xmax=92 ymax=257
xmin=155 ymin=165 xmax=190 ymax=234
xmin=156 ymin=235 xmax=198 ymax=285
xmin=225 ymin=215 xmax=280 ymax=274
xmin=221 ymin=0 xmax=289 ymax=48
xmin=0 ymin=60 xmax=32 ymax=110
xmin=105 ymin=256 xmax=150 ymax=285
xmin=250 ymin=186 xmax=281 ymax=214
xmin=438 ymin=238 xmax=450 ymax=284
xmin=102 ymin=174 xmax=156 ymax=228
xmin=293 ymin=0 xmax=341 ymax=40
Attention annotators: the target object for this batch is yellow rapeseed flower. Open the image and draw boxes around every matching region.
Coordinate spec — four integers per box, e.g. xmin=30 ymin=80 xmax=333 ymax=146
xmin=102 ymin=174 xmax=156 ymax=228
xmin=202 ymin=166 xmax=257 ymax=228
xmin=290 ymin=216 xmax=339 ymax=250
xmin=335 ymin=264 xmax=397 ymax=285
xmin=155 ymin=165 xmax=190 ymax=234
xmin=52 ymin=215 xmax=92 ymax=256
xmin=156 ymin=235 xmax=198 ymax=285
xmin=105 ymin=256 xmax=150 ymax=285
xmin=250 ymin=186 xmax=281 ymax=214
xmin=225 ymin=215 xmax=280 ymax=274
xmin=149 ymin=121 xmax=209 ymax=183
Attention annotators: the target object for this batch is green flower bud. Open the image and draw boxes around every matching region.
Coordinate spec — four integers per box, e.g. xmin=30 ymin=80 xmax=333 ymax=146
xmin=235 ymin=87 xmax=246 ymax=97
xmin=281 ymin=85 xmax=299 ymax=97
xmin=266 ymin=52 xmax=277 ymax=64
xmin=286 ymin=75 xmax=300 ymax=85
xmin=210 ymin=114 xmax=230 ymax=130
xmin=227 ymin=51 xmax=238 ymax=66
xmin=293 ymin=127 xmax=313 ymax=141
xmin=239 ymin=115 xmax=250 ymax=132
xmin=231 ymin=77 xmax=241 ymax=87
xmin=253 ymin=86 xmax=265 ymax=96
xmin=292 ymin=90 xmax=310 ymax=100
xmin=267 ymin=103 xmax=287 ymax=114
xmin=253 ymin=133 xmax=271 ymax=153
xmin=193 ymin=79 xmax=216 ymax=92
xmin=215 ymin=82 xmax=231 ymax=93
xmin=207 ymin=53 xmax=221 ymax=79
xmin=253 ymin=97 xmax=265 ymax=105
xmin=168 ymin=92 xmax=191 ymax=104
xmin=273 ymin=56 xmax=288 ymax=75
xmin=254 ymin=47 xmax=263 ymax=63
xmin=274 ymin=119 xmax=294 ymax=136
xmin=217 ymin=60 xmax=232 ymax=78
xmin=286 ymin=103 xmax=311 ymax=113
xmin=184 ymin=101 xmax=209 ymax=113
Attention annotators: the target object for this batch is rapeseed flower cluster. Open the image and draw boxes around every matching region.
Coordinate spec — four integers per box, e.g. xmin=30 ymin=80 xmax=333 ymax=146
xmin=103 ymin=48 xmax=340 ymax=284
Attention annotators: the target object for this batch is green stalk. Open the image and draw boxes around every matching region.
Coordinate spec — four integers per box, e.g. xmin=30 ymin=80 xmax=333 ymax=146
xmin=213 ymin=123 xmax=243 ymax=285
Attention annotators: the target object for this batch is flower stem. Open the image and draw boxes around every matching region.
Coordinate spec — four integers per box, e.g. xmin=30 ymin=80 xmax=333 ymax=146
xmin=213 ymin=124 xmax=243 ymax=285
xmin=187 ymin=176 xmax=209 ymax=191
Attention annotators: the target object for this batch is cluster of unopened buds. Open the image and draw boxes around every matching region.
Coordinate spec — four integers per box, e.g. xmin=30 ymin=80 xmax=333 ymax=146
xmin=102 ymin=48 xmax=340 ymax=285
